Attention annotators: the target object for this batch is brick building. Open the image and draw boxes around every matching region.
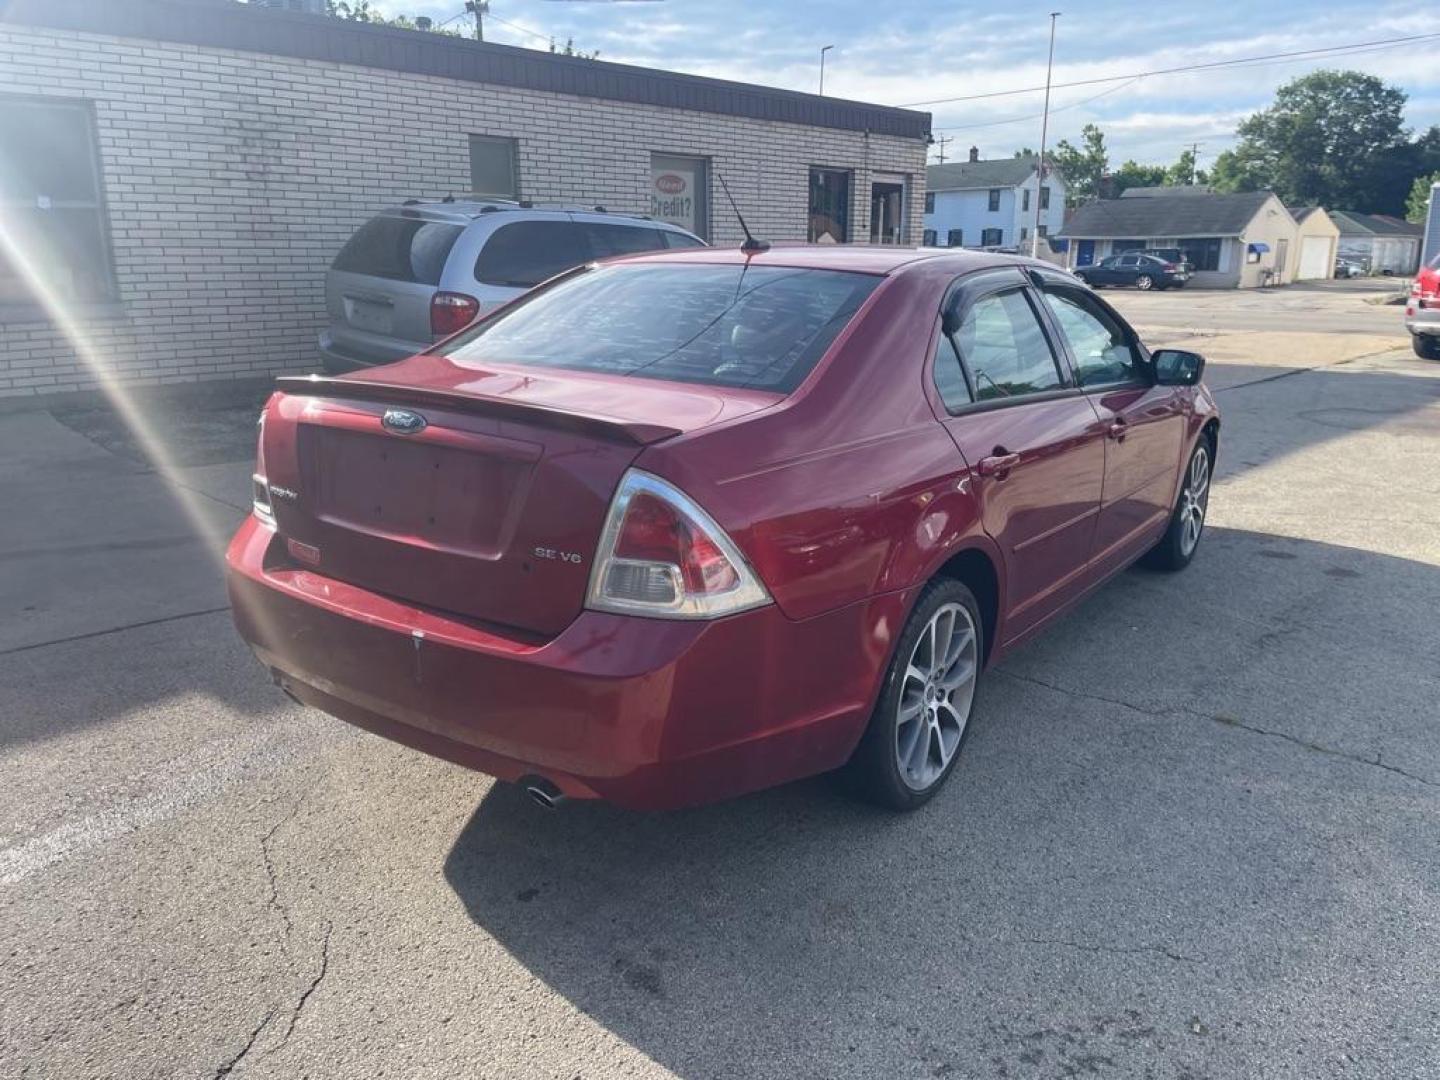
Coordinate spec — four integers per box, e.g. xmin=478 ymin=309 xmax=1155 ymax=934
xmin=0 ymin=0 xmax=931 ymax=400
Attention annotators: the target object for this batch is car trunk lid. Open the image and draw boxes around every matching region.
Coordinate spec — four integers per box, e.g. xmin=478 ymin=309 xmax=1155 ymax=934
xmin=259 ymin=358 xmax=781 ymax=636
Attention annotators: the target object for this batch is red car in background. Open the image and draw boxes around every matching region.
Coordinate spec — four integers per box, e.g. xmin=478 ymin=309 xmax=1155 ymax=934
xmin=227 ymin=246 xmax=1218 ymax=812
xmin=1407 ymin=253 xmax=1440 ymax=359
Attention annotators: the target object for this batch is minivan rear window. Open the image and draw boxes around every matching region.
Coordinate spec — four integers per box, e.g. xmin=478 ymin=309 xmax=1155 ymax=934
xmin=443 ymin=263 xmax=880 ymax=392
xmin=332 ymin=216 xmax=462 ymax=285
xmin=475 ymin=220 xmax=680 ymax=288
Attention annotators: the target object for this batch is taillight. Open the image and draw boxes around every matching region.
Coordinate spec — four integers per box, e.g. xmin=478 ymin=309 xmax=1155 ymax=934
xmin=252 ymin=411 xmax=275 ymax=527
xmin=430 ymin=291 xmax=480 ymax=336
xmin=586 ymin=470 xmax=771 ymax=619
xmin=1162 ymin=262 xmax=1177 ymax=271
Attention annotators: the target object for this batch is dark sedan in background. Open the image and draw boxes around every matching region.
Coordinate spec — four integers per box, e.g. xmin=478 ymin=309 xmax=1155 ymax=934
xmin=1076 ymin=253 xmax=1189 ymax=291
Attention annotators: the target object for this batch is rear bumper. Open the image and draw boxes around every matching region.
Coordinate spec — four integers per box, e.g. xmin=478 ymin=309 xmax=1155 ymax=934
xmin=226 ymin=517 xmax=902 ymax=810
xmin=1405 ymin=305 xmax=1440 ymax=337
xmin=318 ymin=328 xmax=428 ymax=372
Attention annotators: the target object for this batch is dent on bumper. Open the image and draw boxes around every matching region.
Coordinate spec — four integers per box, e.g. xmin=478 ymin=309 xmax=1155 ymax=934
xmin=225 ymin=517 xmax=906 ymax=809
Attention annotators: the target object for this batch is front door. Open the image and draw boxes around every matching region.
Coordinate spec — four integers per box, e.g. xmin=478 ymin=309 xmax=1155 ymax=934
xmin=1076 ymin=240 xmax=1096 ymax=266
xmin=933 ymin=272 xmax=1108 ymax=644
xmin=1036 ymin=282 xmax=1187 ymax=574
xmin=1274 ymin=238 xmax=1290 ymax=281
xmin=870 ymin=181 xmax=905 ymax=244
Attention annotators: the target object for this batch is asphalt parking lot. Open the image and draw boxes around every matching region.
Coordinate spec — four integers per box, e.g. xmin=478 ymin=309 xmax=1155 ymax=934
xmin=2 ymin=281 xmax=1438 ymax=1079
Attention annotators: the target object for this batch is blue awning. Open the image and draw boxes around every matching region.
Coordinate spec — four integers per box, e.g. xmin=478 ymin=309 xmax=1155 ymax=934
xmin=1248 ymin=242 xmax=1270 ymax=254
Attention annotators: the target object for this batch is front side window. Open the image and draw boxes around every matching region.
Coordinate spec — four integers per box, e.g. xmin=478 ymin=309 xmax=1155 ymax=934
xmin=444 ymin=263 xmax=881 ymax=393
xmin=808 ymin=168 xmax=851 ymax=243
xmin=1042 ymin=288 xmax=1142 ymax=387
xmin=332 ymin=216 xmax=463 ymax=285
xmin=953 ymin=289 xmax=1063 ymax=401
xmin=468 ymin=134 xmax=518 ymax=198
xmin=0 ymin=96 xmax=115 ymax=305
xmin=988 ymin=189 xmax=1001 ymax=212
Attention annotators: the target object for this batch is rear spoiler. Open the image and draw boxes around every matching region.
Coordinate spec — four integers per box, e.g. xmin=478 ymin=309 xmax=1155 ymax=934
xmin=274 ymin=375 xmax=683 ymax=446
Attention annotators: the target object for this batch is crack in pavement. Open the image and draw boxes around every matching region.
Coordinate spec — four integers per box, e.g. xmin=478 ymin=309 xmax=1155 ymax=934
xmin=0 ymin=605 xmax=231 ymax=657
xmin=259 ymin=799 xmax=304 ymax=946
xmin=212 ymin=1007 xmax=276 ymax=1079
xmin=270 ymin=921 xmax=333 ymax=1056
xmin=1019 ymin=937 xmax=1200 ymax=964
xmin=997 ymin=670 xmax=1438 ymax=790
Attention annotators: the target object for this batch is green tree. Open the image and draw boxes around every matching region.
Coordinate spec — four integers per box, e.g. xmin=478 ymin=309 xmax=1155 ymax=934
xmin=1407 ymin=171 xmax=1440 ymax=224
xmin=1165 ymin=147 xmax=1209 ymax=187
xmin=1111 ymin=160 xmax=1165 ymax=194
xmin=1050 ymin=124 xmax=1108 ymax=205
xmin=550 ymin=36 xmax=599 ymax=59
xmin=1215 ymin=70 xmax=1408 ymax=209
xmin=325 ymin=1 xmax=461 ymax=33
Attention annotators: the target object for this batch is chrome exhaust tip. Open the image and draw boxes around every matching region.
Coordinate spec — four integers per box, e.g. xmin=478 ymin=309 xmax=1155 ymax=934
xmin=519 ymin=776 xmax=566 ymax=809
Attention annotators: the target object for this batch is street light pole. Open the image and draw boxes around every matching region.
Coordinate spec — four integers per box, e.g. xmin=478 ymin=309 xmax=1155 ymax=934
xmin=1032 ymin=12 xmax=1059 ymax=259
xmin=819 ymin=45 xmax=834 ymax=96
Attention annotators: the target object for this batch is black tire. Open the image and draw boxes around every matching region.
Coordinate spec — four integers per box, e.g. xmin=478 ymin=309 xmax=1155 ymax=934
xmin=845 ymin=578 xmax=983 ymax=811
xmin=1413 ymin=334 xmax=1440 ymax=361
xmin=1144 ymin=437 xmax=1213 ymax=571
xmin=1136 ymin=274 xmax=1154 ymax=291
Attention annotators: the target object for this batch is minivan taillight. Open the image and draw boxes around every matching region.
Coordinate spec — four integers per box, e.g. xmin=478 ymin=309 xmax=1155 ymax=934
xmin=586 ymin=470 xmax=771 ymax=619
xmin=430 ymin=291 xmax=480 ymax=336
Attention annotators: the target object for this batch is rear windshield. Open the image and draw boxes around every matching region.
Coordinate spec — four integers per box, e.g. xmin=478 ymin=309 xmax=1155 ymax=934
xmin=332 ymin=216 xmax=462 ymax=285
xmin=442 ymin=263 xmax=880 ymax=392
xmin=474 ymin=220 xmax=681 ymax=288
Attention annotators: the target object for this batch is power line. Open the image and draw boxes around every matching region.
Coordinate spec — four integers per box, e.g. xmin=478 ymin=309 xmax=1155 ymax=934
xmin=931 ymin=78 xmax=1141 ymax=133
xmin=898 ymin=31 xmax=1440 ymax=108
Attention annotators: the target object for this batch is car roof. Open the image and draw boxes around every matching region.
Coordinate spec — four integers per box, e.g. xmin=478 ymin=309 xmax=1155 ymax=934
xmin=377 ymin=198 xmax=692 ymax=230
xmin=611 ymin=243 xmax=1050 ymax=276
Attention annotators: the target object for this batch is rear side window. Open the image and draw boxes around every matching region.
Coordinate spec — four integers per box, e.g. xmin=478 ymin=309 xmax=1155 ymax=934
xmin=332 ymin=216 xmax=462 ymax=285
xmin=476 ymin=221 xmax=592 ymax=288
xmin=953 ymin=289 xmax=1063 ymax=401
xmin=443 ymin=263 xmax=880 ymax=392
xmin=585 ymin=223 xmax=668 ymax=258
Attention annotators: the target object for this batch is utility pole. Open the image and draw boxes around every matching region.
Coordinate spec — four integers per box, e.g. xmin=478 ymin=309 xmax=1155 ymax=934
xmin=465 ymin=0 xmax=488 ymax=42
xmin=1032 ymin=12 xmax=1060 ymax=259
xmin=819 ymin=45 xmax=834 ymax=95
xmin=1185 ymin=142 xmax=1202 ymax=184
xmin=933 ymin=135 xmax=953 ymax=164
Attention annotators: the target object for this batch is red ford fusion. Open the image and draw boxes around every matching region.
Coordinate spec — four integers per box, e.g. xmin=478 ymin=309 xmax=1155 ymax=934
xmin=227 ymin=246 xmax=1218 ymax=811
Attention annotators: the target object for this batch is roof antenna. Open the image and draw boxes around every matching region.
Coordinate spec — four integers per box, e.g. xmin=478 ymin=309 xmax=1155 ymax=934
xmin=716 ymin=172 xmax=769 ymax=254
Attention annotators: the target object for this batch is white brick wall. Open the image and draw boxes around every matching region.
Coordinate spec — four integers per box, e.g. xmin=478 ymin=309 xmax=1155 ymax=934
xmin=0 ymin=25 xmax=927 ymax=398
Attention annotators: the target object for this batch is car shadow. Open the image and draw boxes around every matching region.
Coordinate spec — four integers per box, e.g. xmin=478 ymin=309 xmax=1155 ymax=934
xmin=442 ymin=523 xmax=1440 ymax=1078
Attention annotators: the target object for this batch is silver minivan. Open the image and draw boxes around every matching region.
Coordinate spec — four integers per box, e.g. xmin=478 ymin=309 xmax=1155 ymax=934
xmin=318 ymin=199 xmax=706 ymax=372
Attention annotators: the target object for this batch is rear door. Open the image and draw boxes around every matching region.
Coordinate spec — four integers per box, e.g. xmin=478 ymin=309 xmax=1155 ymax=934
xmin=328 ymin=213 xmax=464 ymax=351
xmin=1037 ymin=279 xmax=1186 ymax=574
xmin=933 ymin=270 xmax=1108 ymax=644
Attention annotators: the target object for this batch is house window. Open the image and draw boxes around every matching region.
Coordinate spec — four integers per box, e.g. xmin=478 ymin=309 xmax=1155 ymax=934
xmin=1112 ymin=239 xmax=1145 ymax=253
xmin=1176 ymin=237 xmax=1222 ymax=272
xmin=1037 ymin=225 xmax=1048 ymax=238
xmin=1039 ymin=186 xmax=1051 ymax=210
xmin=981 ymin=228 xmax=1003 ymax=247
xmin=947 ymin=228 xmax=964 ymax=247
xmin=988 ymin=189 xmax=1001 ymax=212
xmin=650 ymin=153 xmax=709 ymax=240
xmin=808 ymin=167 xmax=851 ymax=243
xmin=922 ymin=228 xmax=937 ymax=246
xmin=0 ymin=96 xmax=116 ymax=307
xmin=1020 ymin=226 xmax=1029 ymax=241
xmin=1022 ymin=189 xmax=1031 ymax=212
xmin=924 ymin=191 xmax=935 ymax=213
xmin=468 ymin=134 xmax=518 ymax=198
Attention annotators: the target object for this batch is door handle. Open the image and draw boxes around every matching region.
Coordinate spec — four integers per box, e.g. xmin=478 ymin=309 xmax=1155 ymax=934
xmin=1107 ymin=419 xmax=1128 ymax=440
xmin=977 ymin=451 xmax=1021 ymax=477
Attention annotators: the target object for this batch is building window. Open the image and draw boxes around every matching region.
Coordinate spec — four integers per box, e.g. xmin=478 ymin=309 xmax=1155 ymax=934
xmin=1112 ymin=239 xmax=1145 ymax=253
xmin=981 ymin=228 xmax=1003 ymax=247
xmin=1020 ymin=226 xmax=1029 ymax=241
xmin=988 ymin=189 xmax=1001 ymax=212
xmin=468 ymin=134 xmax=518 ymax=198
xmin=1039 ymin=186 xmax=1051 ymax=210
xmin=924 ymin=191 xmax=935 ymax=213
xmin=650 ymin=154 xmax=709 ymax=241
xmin=809 ymin=167 xmax=851 ymax=243
xmin=0 ymin=96 xmax=116 ymax=307
xmin=1022 ymin=189 xmax=1031 ymax=212
xmin=1176 ymin=237 xmax=1222 ymax=272
xmin=947 ymin=228 xmax=964 ymax=247
xmin=1037 ymin=224 xmax=1048 ymax=238
xmin=922 ymin=228 xmax=937 ymax=246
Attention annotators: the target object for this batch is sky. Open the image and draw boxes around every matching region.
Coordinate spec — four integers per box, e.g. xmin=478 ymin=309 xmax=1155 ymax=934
xmin=371 ymin=0 xmax=1440 ymax=170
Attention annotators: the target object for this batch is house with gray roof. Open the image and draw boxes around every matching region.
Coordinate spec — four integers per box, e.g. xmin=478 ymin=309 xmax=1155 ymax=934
xmin=1059 ymin=190 xmax=1302 ymax=288
xmin=1331 ymin=211 xmax=1423 ymax=276
xmin=922 ymin=149 xmax=1066 ymax=251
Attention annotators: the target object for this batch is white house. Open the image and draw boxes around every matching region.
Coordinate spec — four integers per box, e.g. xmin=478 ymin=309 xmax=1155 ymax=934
xmin=922 ymin=150 xmax=1066 ymax=250
xmin=1331 ymin=211 xmax=1424 ymax=276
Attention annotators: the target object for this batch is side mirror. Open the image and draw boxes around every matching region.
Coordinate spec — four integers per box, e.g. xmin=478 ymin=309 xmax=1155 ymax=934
xmin=1152 ymin=348 xmax=1205 ymax=387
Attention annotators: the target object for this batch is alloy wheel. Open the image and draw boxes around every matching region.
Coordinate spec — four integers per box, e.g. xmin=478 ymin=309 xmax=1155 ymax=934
xmin=1136 ymin=275 xmax=1154 ymax=290
xmin=1178 ymin=445 xmax=1210 ymax=556
xmin=895 ymin=602 xmax=979 ymax=791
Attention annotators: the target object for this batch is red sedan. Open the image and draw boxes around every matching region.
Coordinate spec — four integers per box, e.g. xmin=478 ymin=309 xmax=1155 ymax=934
xmin=227 ymin=246 xmax=1218 ymax=811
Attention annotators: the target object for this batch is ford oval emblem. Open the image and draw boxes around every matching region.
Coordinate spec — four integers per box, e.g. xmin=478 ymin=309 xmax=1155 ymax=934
xmin=381 ymin=408 xmax=427 ymax=435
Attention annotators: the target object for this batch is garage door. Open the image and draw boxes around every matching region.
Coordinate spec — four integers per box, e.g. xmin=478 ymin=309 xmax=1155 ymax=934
xmin=1297 ymin=236 xmax=1331 ymax=280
